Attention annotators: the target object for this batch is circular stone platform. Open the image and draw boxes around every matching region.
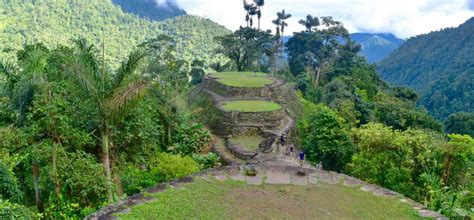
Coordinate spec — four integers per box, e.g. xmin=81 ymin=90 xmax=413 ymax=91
xmin=220 ymin=100 xmax=282 ymax=112
xmin=210 ymin=72 xmax=274 ymax=88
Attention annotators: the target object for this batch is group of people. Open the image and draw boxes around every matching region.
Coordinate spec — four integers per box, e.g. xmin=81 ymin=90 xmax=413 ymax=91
xmin=280 ymin=133 xmax=305 ymax=167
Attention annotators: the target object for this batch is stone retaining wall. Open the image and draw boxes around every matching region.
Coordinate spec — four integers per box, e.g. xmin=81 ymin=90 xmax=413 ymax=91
xmin=226 ymin=138 xmax=259 ymax=160
xmin=217 ymin=105 xmax=286 ymax=126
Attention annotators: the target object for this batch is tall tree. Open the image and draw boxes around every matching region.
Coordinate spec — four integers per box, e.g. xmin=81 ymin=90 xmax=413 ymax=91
xmin=272 ymin=18 xmax=281 ymax=39
xmin=216 ymin=27 xmax=273 ymax=71
xmin=298 ymin=15 xmax=320 ymax=32
xmin=254 ymin=0 xmax=265 ymax=30
xmin=277 ymin=10 xmax=292 ymax=37
xmin=243 ymin=0 xmax=253 ymax=27
xmin=66 ymin=39 xmax=149 ymax=201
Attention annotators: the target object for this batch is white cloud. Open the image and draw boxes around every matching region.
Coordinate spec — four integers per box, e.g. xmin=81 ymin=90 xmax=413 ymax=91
xmin=175 ymin=0 xmax=474 ymax=38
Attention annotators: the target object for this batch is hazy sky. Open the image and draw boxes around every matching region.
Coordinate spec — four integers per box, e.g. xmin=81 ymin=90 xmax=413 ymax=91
xmin=171 ymin=0 xmax=474 ymax=38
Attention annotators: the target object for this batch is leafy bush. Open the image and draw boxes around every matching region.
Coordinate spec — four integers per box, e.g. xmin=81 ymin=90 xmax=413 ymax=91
xmin=150 ymin=153 xmax=200 ymax=180
xmin=349 ymin=123 xmax=474 ymax=218
xmin=298 ymin=101 xmax=355 ymax=172
xmin=170 ymin=123 xmax=211 ymax=155
xmin=192 ymin=152 xmax=222 ymax=169
xmin=57 ymin=152 xmax=108 ymax=208
xmin=0 ymin=162 xmax=23 ymax=203
xmin=0 ymin=199 xmax=33 ymax=220
xmin=122 ymin=153 xmax=200 ymax=195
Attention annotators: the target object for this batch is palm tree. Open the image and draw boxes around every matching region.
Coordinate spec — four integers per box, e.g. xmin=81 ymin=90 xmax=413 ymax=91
xmin=67 ymin=39 xmax=149 ymax=201
xmin=1 ymin=45 xmax=51 ymax=212
xmin=277 ymin=10 xmax=292 ymax=36
xmin=299 ymin=15 xmax=320 ymax=32
xmin=272 ymin=18 xmax=281 ymax=39
xmin=248 ymin=5 xmax=258 ymax=27
xmin=243 ymin=0 xmax=252 ymax=27
xmin=254 ymin=0 xmax=265 ymax=30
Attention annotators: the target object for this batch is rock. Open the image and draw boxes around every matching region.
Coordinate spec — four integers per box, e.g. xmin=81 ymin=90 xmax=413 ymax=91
xmin=244 ymin=165 xmax=258 ymax=176
xmin=265 ymin=168 xmax=291 ymax=184
xmin=418 ymin=209 xmax=442 ymax=218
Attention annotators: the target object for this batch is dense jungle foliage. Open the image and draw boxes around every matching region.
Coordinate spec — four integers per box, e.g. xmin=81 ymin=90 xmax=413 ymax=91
xmin=0 ymin=37 xmax=220 ymax=219
xmin=0 ymin=0 xmax=472 ymax=219
xmin=378 ymin=17 xmax=474 ymax=120
xmin=0 ymin=0 xmax=230 ymax=69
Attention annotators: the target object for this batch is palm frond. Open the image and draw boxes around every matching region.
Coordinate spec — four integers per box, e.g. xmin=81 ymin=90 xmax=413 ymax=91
xmin=0 ymin=59 xmax=18 ymax=98
xmin=14 ymin=78 xmax=35 ymax=126
xmin=105 ymin=79 xmax=149 ymax=123
xmin=66 ymin=58 xmax=100 ymax=101
xmin=114 ymin=50 xmax=147 ymax=89
xmin=22 ymin=49 xmax=49 ymax=79
xmin=72 ymin=38 xmax=101 ymax=81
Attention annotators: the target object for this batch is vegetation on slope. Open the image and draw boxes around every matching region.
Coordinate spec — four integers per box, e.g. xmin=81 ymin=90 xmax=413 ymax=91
xmin=378 ymin=17 xmax=474 ymax=120
xmin=0 ymin=0 xmax=230 ymax=68
xmin=0 ymin=38 xmax=219 ymax=219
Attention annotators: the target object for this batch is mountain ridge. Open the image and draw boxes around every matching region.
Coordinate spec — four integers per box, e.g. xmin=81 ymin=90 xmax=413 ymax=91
xmin=0 ymin=0 xmax=229 ymax=68
xmin=378 ymin=17 xmax=474 ymax=119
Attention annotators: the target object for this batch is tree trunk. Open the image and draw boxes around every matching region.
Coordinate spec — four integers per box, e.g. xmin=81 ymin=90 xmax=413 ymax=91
xmin=315 ymin=68 xmax=321 ymax=88
xmin=114 ymin=172 xmax=123 ymax=197
xmin=51 ymin=142 xmax=60 ymax=196
xmin=101 ymin=131 xmax=113 ymax=202
xmin=32 ymin=161 xmax=44 ymax=212
xmin=442 ymin=156 xmax=453 ymax=185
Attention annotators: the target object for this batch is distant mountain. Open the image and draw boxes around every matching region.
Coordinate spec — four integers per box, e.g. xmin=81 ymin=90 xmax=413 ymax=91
xmin=349 ymin=33 xmax=404 ymax=63
xmin=0 ymin=0 xmax=229 ymax=68
xmin=112 ymin=0 xmax=186 ymax=21
xmin=378 ymin=17 xmax=474 ymax=120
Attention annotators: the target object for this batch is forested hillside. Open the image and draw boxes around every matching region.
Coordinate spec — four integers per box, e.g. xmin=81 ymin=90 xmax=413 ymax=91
xmin=0 ymin=0 xmax=229 ymax=68
xmin=350 ymin=33 xmax=404 ymax=63
xmin=112 ymin=0 xmax=186 ymax=21
xmin=378 ymin=18 xmax=474 ymax=120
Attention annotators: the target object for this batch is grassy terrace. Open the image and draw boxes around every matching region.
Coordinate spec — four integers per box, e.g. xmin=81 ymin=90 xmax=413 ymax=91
xmin=229 ymin=135 xmax=264 ymax=151
xmin=117 ymin=179 xmax=422 ymax=220
xmin=221 ymin=100 xmax=282 ymax=112
xmin=211 ymin=72 xmax=274 ymax=88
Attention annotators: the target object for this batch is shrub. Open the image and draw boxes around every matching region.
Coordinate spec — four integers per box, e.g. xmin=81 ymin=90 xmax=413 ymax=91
xmin=150 ymin=153 xmax=200 ymax=180
xmin=192 ymin=152 xmax=221 ymax=169
xmin=298 ymin=102 xmax=355 ymax=172
xmin=122 ymin=153 xmax=200 ymax=195
xmin=170 ymin=123 xmax=211 ymax=155
xmin=0 ymin=199 xmax=33 ymax=220
xmin=0 ymin=162 xmax=23 ymax=203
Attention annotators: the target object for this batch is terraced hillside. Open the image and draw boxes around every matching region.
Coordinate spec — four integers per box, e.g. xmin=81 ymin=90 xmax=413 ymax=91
xmin=192 ymin=72 xmax=300 ymax=165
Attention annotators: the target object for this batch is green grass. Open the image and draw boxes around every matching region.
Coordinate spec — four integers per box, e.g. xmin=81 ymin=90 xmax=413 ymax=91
xmin=117 ymin=179 xmax=423 ymax=220
xmin=211 ymin=72 xmax=274 ymax=87
xmin=221 ymin=100 xmax=282 ymax=112
xmin=229 ymin=135 xmax=264 ymax=151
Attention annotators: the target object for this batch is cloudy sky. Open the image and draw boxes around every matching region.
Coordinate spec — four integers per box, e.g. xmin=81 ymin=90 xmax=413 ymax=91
xmin=170 ymin=0 xmax=474 ymax=38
